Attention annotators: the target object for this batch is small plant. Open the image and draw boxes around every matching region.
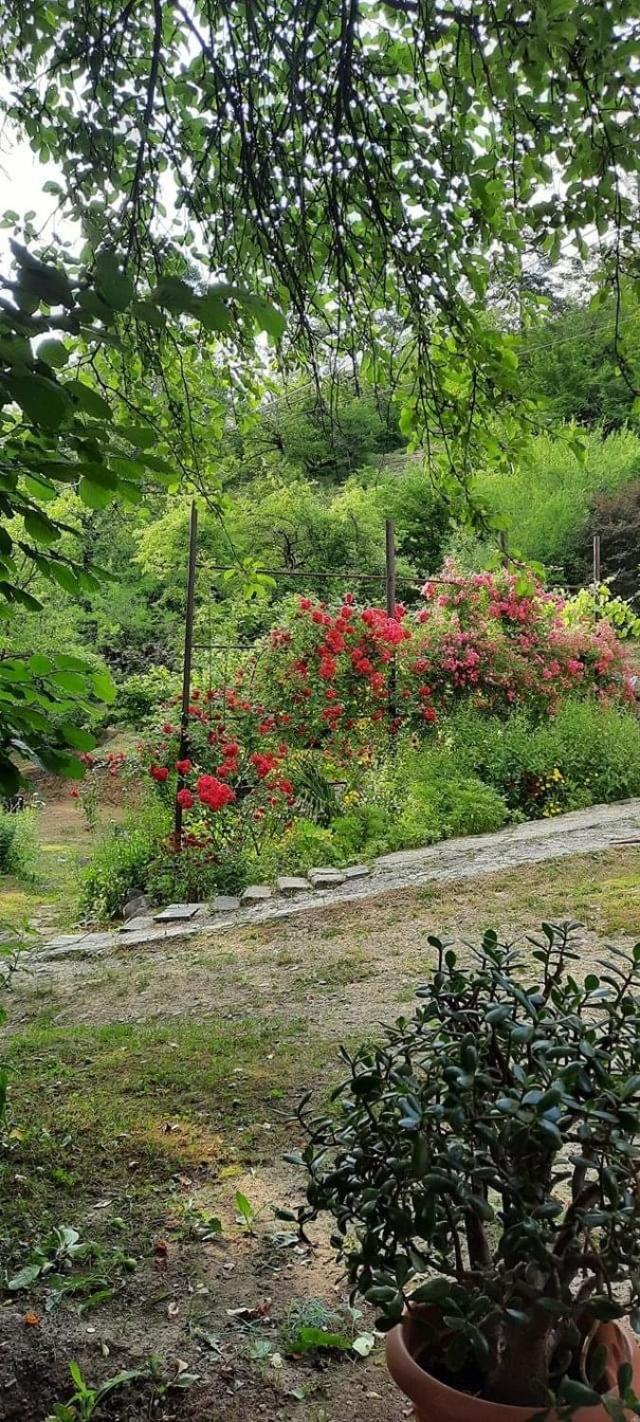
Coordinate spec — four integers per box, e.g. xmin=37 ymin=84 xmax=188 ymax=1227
xmin=295 ymin=923 xmax=640 ymax=1411
xmin=279 ymin=1297 xmax=374 ymax=1358
xmin=0 ymin=807 xmax=38 ymax=882
xmin=45 ymin=1361 xmax=148 ymax=1422
xmin=235 ymin=1190 xmax=257 ymax=1232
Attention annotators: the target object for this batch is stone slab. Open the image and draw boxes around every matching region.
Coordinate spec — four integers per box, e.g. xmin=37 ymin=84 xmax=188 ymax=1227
xmin=41 ymin=932 xmax=116 ymax=960
xmin=154 ymin=903 xmax=201 ymax=922
xmin=44 ymin=933 xmax=86 ymax=950
xmin=276 ymin=876 xmax=309 ymax=895
xmin=342 ymin=864 xmax=371 ymax=881
xmin=123 ymin=895 xmax=153 ymax=920
xmin=210 ymin=895 xmax=241 ymax=913
xmin=119 ymin=916 xmax=156 ymax=933
xmin=308 ymin=868 xmax=345 ymax=888
xmin=240 ymin=884 xmax=273 ymax=905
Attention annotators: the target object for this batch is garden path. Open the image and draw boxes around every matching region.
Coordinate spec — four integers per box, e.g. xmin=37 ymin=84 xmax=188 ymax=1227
xmin=40 ymin=796 xmax=640 ymax=961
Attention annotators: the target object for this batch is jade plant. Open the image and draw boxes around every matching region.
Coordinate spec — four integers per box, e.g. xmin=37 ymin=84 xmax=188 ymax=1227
xmin=293 ymin=923 xmax=640 ymax=1411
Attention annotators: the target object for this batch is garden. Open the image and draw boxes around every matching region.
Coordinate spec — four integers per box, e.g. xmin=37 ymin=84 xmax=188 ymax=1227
xmin=4 ymin=1 xmax=640 ymax=1419
xmin=72 ymin=567 xmax=640 ymax=922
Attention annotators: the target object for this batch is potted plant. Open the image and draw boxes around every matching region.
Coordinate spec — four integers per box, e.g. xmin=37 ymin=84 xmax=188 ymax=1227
xmin=292 ymin=922 xmax=640 ymax=1419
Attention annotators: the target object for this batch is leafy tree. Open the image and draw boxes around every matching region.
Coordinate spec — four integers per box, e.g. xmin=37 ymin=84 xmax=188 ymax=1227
xmin=519 ymin=287 xmax=640 ymax=431
xmin=0 ymin=236 xmax=282 ymax=787
xmin=3 ymin=0 xmax=639 ymax=488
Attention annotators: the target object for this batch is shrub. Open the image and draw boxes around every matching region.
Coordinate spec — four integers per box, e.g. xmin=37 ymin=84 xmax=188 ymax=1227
xmin=146 ymin=842 xmax=249 ymax=903
xmin=444 ymin=701 xmax=640 ymax=818
xmin=81 ymin=800 xmax=169 ymax=920
xmin=295 ymin=922 xmax=640 ymax=1409
xmin=0 ymin=809 xmax=38 ymax=883
xmin=114 ymin=666 xmax=180 ymax=728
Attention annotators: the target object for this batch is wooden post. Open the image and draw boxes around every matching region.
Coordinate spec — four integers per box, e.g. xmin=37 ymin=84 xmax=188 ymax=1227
xmin=385 ymin=518 xmax=397 ymax=732
xmin=174 ymin=502 xmax=198 ymax=849
xmin=592 ymin=533 xmax=601 ymax=586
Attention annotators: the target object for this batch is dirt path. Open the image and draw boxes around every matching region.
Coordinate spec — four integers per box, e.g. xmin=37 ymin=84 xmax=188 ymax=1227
xmin=40 ymin=796 xmax=640 ymax=959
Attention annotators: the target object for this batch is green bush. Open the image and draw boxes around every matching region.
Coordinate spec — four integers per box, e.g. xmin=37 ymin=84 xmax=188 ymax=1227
xmin=80 ymin=800 xmax=170 ymax=920
xmin=113 ymin=666 xmax=180 ymax=728
xmin=146 ymin=844 xmax=249 ymax=904
xmin=0 ymin=810 xmax=38 ymax=883
xmin=252 ymin=819 xmax=344 ymax=879
xmin=443 ymin=700 xmax=640 ymax=817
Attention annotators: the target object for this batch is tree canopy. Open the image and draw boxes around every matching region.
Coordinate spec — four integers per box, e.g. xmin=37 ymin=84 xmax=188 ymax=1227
xmin=3 ymin=0 xmax=640 ymax=473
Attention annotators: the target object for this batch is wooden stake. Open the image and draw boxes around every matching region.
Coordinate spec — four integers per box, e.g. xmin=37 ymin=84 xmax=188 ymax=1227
xmin=593 ymin=532 xmax=601 ymax=586
xmin=385 ymin=518 xmax=397 ymax=731
xmin=174 ymin=502 xmax=198 ymax=849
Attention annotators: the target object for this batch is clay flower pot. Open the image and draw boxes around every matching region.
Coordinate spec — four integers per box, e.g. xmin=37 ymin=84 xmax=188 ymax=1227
xmin=386 ymin=1314 xmax=640 ymax=1422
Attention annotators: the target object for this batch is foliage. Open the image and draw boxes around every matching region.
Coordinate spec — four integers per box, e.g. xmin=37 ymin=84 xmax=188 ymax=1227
xmin=80 ymin=800 xmax=169 ymax=920
xmin=3 ymin=0 xmax=639 ymax=503
xmin=88 ymin=574 xmax=634 ymax=905
xmin=519 ymin=288 xmax=640 ymax=433
xmin=112 ymin=667 xmax=181 ymax=728
xmin=563 ymin=584 xmax=640 ymax=641
xmin=295 ymin=922 xmax=640 ymax=1408
xmin=45 ymin=1361 xmax=148 ymax=1422
xmin=444 ymin=701 xmax=640 ymax=819
xmin=567 ymin=480 xmax=640 ymax=604
xmin=0 ymin=228 xmax=285 ymax=792
xmin=0 ymin=807 xmax=38 ymax=883
xmin=476 ymin=429 xmax=640 ymax=577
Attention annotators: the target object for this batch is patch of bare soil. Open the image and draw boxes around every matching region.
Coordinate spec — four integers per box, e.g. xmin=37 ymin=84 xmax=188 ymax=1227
xmin=0 ymin=1162 xmax=400 ymax=1422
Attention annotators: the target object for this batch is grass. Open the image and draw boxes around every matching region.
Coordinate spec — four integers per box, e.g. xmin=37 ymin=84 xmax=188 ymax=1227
xmin=2 ymin=1010 xmax=317 ymax=1232
xmin=0 ymin=796 xmax=125 ymax=936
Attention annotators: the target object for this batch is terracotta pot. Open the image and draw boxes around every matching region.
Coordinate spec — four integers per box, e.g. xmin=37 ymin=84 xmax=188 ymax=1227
xmin=386 ymin=1314 xmax=640 ymax=1422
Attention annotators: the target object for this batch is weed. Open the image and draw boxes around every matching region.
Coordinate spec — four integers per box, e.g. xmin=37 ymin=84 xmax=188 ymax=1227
xmin=45 ymin=1361 xmax=148 ymax=1422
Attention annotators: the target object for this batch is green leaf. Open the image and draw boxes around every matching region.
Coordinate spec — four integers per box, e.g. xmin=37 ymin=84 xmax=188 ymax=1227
xmin=196 ymin=291 xmax=233 ymax=333
xmin=243 ymin=293 xmax=285 ymax=340
xmin=79 ymin=477 xmax=112 ymax=509
xmin=288 ymin=1327 xmax=352 ymax=1354
xmin=410 ymin=1277 xmax=453 ymax=1305
xmin=90 ymin=670 xmax=116 ymax=704
xmin=59 ymin=724 xmax=95 ymax=751
xmin=131 ymin=300 xmax=166 ymax=329
xmin=558 ymin=1380 xmax=602 ymax=1408
xmin=235 ymin=1191 xmax=254 ymax=1223
xmin=8 ymin=1263 xmax=42 ymax=1291
xmin=77 ymin=288 xmax=115 ymax=324
xmin=50 ymin=669 xmax=87 ymax=695
xmin=120 ymin=424 xmax=155 ymax=449
xmin=10 ymin=240 xmax=74 ymax=306
xmin=588 ymin=1296 xmax=623 ymax=1322
xmin=94 ymin=251 xmax=133 ymax=312
xmin=68 ymin=379 xmax=111 ymax=421
xmin=23 ymin=509 xmax=60 ymax=546
xmin=46 ymin=562 xmax=80 ymax=594
xmin=28 ymin=654 xmax=53 ymax=675
xmin=37 ymin=337 xmax=69 ymax=369
xmin=7 ymin=373 xmax=70 ymax=430
xmin=39 ymin=749 xmax=86 ymax=779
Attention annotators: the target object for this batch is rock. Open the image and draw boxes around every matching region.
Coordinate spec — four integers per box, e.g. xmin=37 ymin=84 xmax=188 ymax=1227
xmin=154 ymin=903 xmax=201 ymax=922
xmin=210 ymin=895 xmax=241 ymax=913
xmin=276 ymin=876 xmax=309 ymax=896
xmin=342 ymin=864 xmax=371 ymax=880
xmin=123 ymin=894 xmax=153 ymax=920
xmin=240 ymin=885 xmax=274 ymax=905
xmin=124 ymin=887 xmax=143 ymax=904
xmin=119 ymin=916 xmax=156 ymax=933
xmin=308 ymin=868 xmax=345 ymax=888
